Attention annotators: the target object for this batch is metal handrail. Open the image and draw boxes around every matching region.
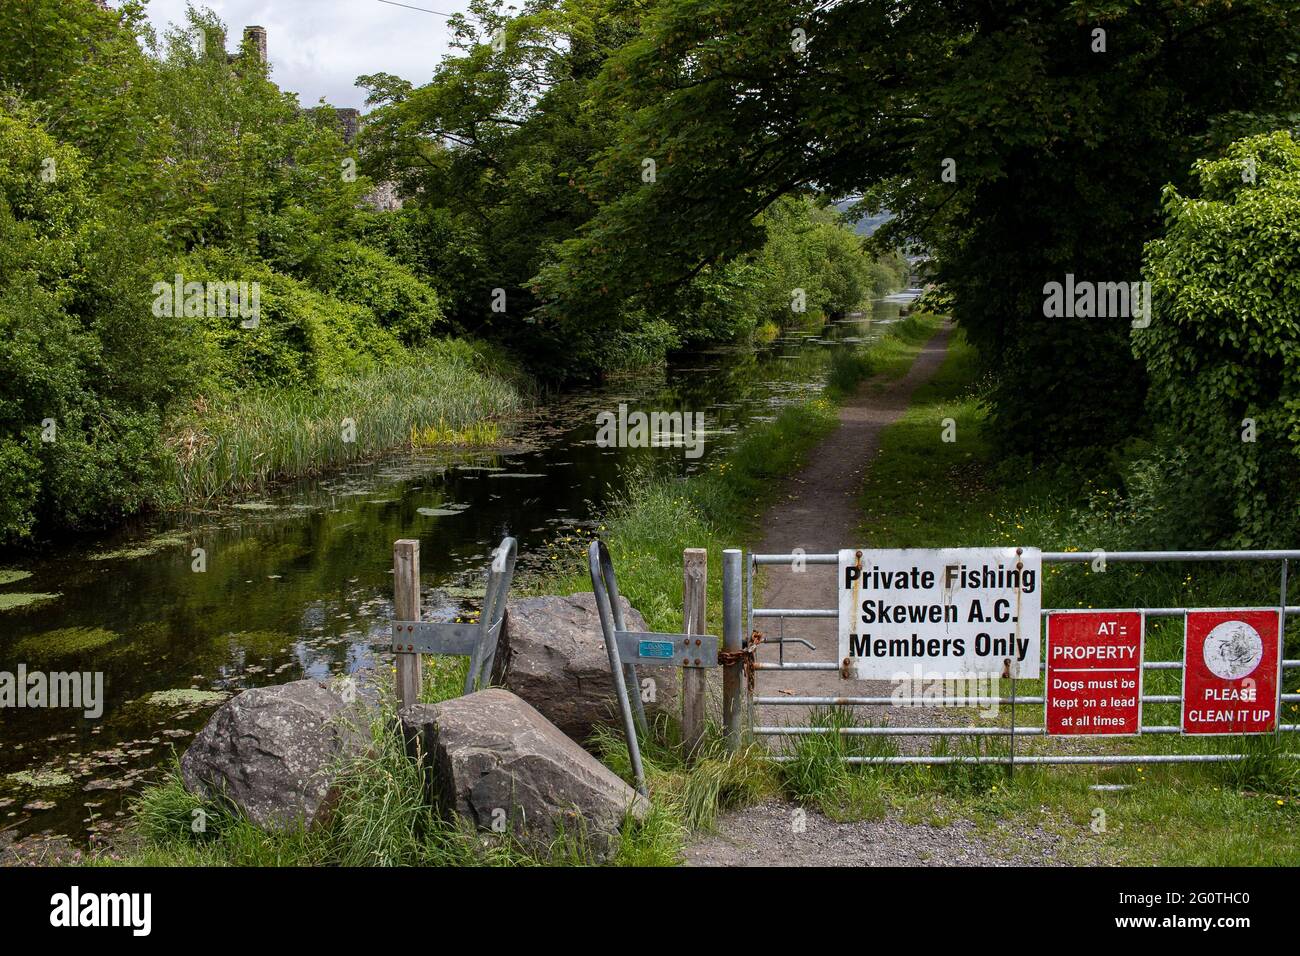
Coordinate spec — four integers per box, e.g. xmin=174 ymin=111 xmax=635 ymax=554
xmin=589 ymin=540 xmax=649 ymax=796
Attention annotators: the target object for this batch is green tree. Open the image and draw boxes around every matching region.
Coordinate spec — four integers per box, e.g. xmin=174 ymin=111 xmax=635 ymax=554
xmin=1136 ymin=131 xmax=1300 ymax=546
xmin=0 ymin=107 xmax=187 ymax=542
xmin=357 ymin=0 xmax=653 ymax=359
xmin=533 ymin=0 xmax=1300 ymax=451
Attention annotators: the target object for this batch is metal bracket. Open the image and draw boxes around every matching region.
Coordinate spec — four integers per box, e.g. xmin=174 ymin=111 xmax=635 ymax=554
xmin=383 ymin=536 xmax=517 ymax=696
xmin=390 ymin=619 xmax=502 ymax=656
xmin=615 ymin=630 xmax=719 ymax=667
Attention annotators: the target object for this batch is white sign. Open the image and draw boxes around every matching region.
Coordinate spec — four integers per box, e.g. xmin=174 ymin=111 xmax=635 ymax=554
xmin=837 ymin=548 xmax=1042 ymax=679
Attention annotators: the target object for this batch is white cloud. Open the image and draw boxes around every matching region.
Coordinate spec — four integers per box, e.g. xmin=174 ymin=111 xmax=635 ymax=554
xmin=126 ymin=0 xmax=475 ymax=110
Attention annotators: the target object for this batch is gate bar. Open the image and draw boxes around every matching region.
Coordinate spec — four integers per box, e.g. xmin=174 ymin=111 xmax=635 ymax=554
xmin=755 ymin=605 xmax=1300 ymax=618
xmin=771 ymin=753 xmax=1300 ymax=766
xmin=756 ymin=660 xmax=1300 ymax=673
xmin=752 ymin=549 xmax=1300 ymax=564
xmin=754 ymin=724 xmax=1300 ymax=736
xmin=753 ymin=693 xmax=1300 ymax=706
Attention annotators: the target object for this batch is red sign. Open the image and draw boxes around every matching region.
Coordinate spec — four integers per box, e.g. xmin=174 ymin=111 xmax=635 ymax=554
xmin=1182 ymin=609 xmax=1281 ymax=735
xmin=1046 ymin=611 xmax=1144 ymax=735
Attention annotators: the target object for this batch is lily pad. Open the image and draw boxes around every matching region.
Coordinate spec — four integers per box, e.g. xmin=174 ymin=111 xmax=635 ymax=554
xmin=417 ymin=505 xmax=469 ymax=517
xmin=89 ymin=533 xmax=186 ymax=562
xmin=89 ymin=546 xmax=152 ymax=561
xmin=231 ymin=502 xmax=277 ymax=511
xmin=0 ymin=569 xmax=32 ymax=585
xmin=441 ymin=585 xmax=486 ymax=599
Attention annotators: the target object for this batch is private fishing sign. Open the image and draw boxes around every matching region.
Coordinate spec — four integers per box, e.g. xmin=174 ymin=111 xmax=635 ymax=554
xmin=838 ymin=548 xmax=1042 ymax=680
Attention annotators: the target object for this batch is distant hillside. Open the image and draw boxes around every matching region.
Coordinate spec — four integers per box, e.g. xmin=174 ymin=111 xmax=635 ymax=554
xmin=833 ymin=199 xmax=893 ymax=236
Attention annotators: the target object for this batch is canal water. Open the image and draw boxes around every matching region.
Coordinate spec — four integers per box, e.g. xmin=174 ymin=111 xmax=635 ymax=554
xmin=0 ymin=294 xmax=918 ymax=843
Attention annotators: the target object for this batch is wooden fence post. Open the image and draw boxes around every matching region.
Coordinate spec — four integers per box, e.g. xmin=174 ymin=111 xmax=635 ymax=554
xmin=394 ymin=539 xmax=422 ymax=710
xmin=681 ymin=548 xmax=708 ymax=758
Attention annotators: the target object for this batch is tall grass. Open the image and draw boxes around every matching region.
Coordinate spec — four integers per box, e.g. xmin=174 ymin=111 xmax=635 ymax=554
xmin=827 ymin=313 xmax=943 ymax=396
xmin=162 ymin=339 xmax=525 ymax=504
xmin=590 ymin=715 xmax=776 ymax=832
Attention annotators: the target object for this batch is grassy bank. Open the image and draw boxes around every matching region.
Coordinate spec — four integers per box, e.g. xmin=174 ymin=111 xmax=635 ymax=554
xmin=161 ymin=339 xmax=526 ymax=505
xmin=787 ymin=329 xmax=1300 ymax=865
xmin=109 ymin=312 xmax=945 ymax=867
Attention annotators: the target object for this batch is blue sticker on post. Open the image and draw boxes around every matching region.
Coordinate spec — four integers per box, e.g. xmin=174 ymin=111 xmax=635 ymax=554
xmin=638 ymin=640 xmax=675 ymax=660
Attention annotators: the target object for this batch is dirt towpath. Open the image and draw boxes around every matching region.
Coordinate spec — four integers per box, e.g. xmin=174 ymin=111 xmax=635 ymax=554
xmin=746 ymin=324 xmax=953 ymax=730
xmin=685 ymin=323 xmax=1071 ymax=866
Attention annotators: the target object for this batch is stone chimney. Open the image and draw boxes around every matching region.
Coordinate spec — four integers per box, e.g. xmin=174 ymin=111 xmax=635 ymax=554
xmin=206 ymin=26 xmax=227 ymax=62
xmin=334 ymin=108 xmax=361 ymax=144
xmin=243 ymin=25 xmax=267 ymax=65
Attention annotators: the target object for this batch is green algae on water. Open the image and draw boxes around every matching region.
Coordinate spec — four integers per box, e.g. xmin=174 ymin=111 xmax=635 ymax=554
xmin=145 ymin=689 xmax=227 ymax=707
xmin=0 ymin=592 xmax=60 ymax=612
xmin=12 ymin=626 xmax=119 ymax=658
xmin=89 ymin=533 xmax=187 ymax=562
xmin=7 ymin=770 xmax=73 ymax=788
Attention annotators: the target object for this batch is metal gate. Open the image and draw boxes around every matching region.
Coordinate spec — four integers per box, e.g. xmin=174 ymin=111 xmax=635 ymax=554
xmin=739 ymin=548 xmax=1299 ymax=766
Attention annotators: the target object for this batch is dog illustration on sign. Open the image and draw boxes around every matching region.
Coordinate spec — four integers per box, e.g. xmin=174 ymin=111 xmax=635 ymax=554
xmin=1202 ymin=620 xmax=1264 ymax=681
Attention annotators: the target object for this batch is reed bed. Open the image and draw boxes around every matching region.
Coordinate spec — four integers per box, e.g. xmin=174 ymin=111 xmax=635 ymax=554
xmin=163 ymin=341 xmax=524 ymax=504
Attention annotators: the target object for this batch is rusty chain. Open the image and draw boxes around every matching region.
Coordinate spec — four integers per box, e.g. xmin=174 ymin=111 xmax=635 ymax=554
xmin=717 ymin=630 xmax=764 ymax=692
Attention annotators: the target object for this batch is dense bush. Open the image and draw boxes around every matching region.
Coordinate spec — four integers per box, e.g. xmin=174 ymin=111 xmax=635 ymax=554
xmin=174 ymin=248 xmax=403 ymax=392
xmin=1135 ymin=131 xmax=1300 ymax=546
xmin=314 ymin=242 xmax=446 ymax=345
xmin=0 ymin=108 xmax=182 ymax=542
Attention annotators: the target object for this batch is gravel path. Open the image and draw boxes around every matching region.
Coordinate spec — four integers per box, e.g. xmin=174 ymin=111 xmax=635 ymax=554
xmin=684 ymin=799 xmax=1069 ymax=867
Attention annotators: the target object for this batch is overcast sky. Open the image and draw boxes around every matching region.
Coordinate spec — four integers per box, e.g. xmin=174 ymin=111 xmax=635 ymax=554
xmin=122 ymin=0 xmax=477 ymax=110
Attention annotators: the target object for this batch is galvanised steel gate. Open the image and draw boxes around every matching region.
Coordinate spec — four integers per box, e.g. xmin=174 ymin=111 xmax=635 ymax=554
xmin=740 ymin=549 xmax=1299 ymax=766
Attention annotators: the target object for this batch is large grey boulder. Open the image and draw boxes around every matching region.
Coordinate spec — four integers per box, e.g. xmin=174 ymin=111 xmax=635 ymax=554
xmin=180 ymin=679 xmax=369 ymax=831
xmin=489 ymin=592 xmax=678 ymax=743
xmin=401 ymin=689 xmax=648 ymax=859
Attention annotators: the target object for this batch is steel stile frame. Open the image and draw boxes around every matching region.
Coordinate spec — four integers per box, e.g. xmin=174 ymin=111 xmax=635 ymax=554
xmin=589 ymin=540 xmax=721 ymax=797
xmin=744 ymin=548 xmax=1299 ymax=767
xmin=389 ymin=536 xmax=518 ymax=696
